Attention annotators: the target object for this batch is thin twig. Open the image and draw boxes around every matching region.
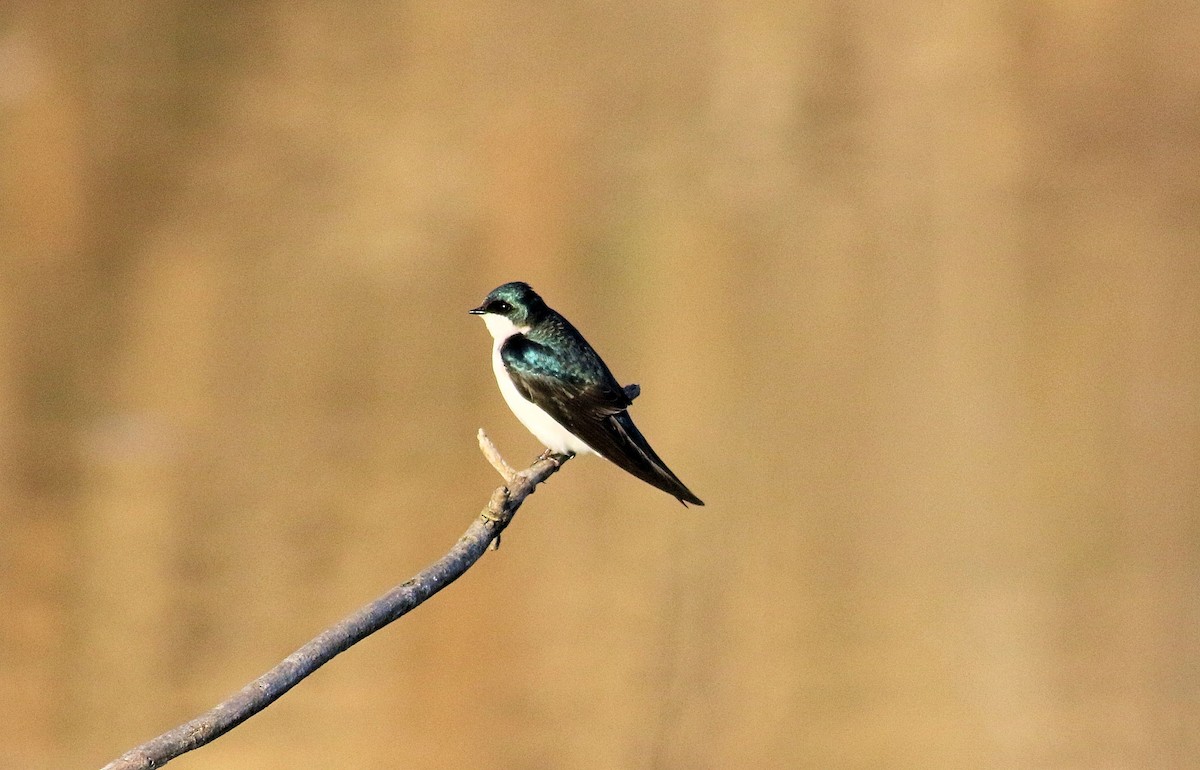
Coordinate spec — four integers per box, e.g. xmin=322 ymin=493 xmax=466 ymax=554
xmin=100 ymin=431 xmax=568 ymax=770
xmin=478 ymin=428 xmax=518 ymax=483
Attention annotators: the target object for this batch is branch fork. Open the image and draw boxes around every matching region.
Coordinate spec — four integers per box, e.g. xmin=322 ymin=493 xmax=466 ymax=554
xmin=477 ymin=430 xmax=568 ymax=549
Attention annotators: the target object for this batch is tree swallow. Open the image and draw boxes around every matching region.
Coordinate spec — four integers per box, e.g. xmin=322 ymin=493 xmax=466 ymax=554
xmin=470 ymin=281 xmax=704 ymax=506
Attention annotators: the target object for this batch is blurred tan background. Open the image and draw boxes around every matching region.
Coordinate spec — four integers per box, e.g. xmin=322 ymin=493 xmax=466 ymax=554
xmin=2 ymin=2 xmax=1198 ymax=768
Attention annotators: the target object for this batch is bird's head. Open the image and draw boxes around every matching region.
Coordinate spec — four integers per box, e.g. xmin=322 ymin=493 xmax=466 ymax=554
xmin=469 ymin=281 xmax=545 ymax=340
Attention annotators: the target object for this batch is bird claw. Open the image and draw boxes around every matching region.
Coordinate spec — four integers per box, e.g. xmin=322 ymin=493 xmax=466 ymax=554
xmin=536 ymin=448 xmax=562 ymax=464
xmin=535 ymin=449 xmax=572 ymax=468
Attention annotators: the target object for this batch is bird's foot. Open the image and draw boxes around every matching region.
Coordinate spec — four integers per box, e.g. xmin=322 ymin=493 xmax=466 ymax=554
xmin=535 ymin=449 xmax=572 ymax=468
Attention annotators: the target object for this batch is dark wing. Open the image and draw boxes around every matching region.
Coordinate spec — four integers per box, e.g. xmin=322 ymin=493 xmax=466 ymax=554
xmin=500 ymin=333 xmax=630 ymax=435
xmin=501 ymin=335 xmax=704 ymax=506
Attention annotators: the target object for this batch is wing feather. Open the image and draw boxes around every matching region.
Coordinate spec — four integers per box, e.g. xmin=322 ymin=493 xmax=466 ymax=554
xmin=500 ymin=335 xmax=704 ymax=505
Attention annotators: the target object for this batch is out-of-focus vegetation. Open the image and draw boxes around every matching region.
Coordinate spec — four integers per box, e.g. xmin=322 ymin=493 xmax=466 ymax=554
xmin=1 ymin=3 xmax=1197 ymax=768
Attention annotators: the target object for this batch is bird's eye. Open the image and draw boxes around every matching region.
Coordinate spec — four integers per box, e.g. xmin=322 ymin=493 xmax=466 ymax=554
xmin=490 ymin=300 xmax=512 ymax=314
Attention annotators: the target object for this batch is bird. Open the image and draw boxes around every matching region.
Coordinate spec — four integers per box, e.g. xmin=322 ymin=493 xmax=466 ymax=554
xmin=470 ymin=281 xmax=704 ymax=506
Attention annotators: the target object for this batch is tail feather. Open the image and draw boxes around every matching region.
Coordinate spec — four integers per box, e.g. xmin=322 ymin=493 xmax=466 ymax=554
xmin=603 ymin=412 xmax=704 ymax=506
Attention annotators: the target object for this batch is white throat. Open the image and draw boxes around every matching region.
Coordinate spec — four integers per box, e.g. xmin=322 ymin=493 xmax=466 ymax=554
xmin=481 ymin=312 xmax=530 ymax=342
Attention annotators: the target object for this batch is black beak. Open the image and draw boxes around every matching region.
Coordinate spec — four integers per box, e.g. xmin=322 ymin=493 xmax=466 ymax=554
xmin=468 ymin=305 xmax=487 ymax=315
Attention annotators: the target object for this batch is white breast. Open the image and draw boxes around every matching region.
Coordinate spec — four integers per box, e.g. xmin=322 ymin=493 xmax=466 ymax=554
xmin=479 ymin=313 xmax=596 ymax=456
xmin=490 ymin=345 xmax=596 ymax=455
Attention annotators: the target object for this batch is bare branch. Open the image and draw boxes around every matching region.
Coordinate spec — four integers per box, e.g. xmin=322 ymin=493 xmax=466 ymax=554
xmin=100 ymin=433 xmax=568 ymax=770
